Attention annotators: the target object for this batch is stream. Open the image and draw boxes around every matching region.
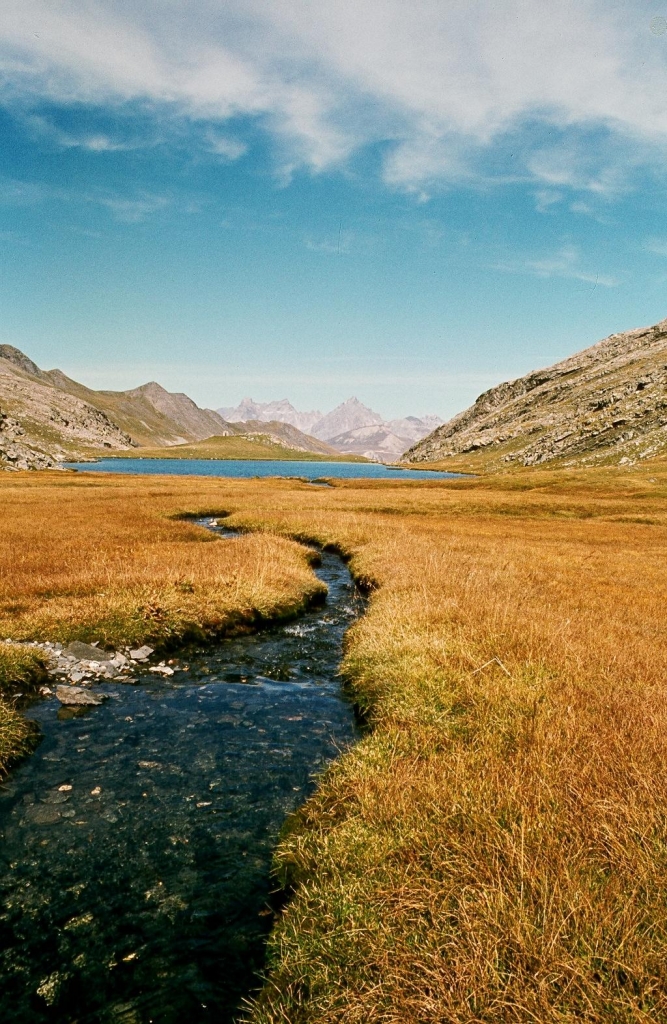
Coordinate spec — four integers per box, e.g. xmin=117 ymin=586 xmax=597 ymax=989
xmin=0 ymin=523 xmax=363 ymax=1023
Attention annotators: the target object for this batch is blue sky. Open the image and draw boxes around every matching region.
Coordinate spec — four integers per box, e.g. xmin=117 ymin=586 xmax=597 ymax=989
xmin=2 ymin=1 xmax=667 ymax=419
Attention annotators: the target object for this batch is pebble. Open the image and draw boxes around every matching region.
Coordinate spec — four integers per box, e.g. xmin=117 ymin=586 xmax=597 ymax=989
xmin=129 ymin=646 xmax=154 ymax=662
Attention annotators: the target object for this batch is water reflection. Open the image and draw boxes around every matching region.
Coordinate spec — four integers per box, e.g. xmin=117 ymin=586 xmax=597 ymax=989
xmin=0 ymin=545 xmax=362 ymax=1023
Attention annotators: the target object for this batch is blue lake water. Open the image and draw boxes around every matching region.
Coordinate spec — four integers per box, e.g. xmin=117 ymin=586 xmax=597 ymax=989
xmin=63 ymin=458 xmax=459 ymax=481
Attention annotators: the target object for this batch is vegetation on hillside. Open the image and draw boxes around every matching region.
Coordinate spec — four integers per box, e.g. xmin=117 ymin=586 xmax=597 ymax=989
xmin=103 ymin=434 xmax=369 ymax=462
xmin=2 ymin=466 xmax=667 ymax=1018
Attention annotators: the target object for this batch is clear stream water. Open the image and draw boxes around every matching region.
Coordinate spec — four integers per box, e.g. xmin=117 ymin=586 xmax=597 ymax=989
xmin=63 ymin=457 xmax=458 ymax=481
xmin=0 ymin=522 xmax=365 ymax=1023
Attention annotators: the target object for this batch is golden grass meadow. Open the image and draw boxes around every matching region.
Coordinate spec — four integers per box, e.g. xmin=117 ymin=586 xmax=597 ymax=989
xmin=2 ymin=465 xmax=667 ymax=1021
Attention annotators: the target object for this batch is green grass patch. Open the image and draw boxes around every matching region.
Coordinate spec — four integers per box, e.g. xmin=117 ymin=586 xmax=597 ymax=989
xmin=0 ymin=641 xmax=48 ymax=697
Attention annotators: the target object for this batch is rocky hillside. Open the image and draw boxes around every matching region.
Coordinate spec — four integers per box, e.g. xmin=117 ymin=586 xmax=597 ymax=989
xmin=328 ymin=414 xmax=445 ymax=461
xmin=0 ymin=348 xmax=135 ymax=468
xmin=44 ymin=373 xmax=234 ymax=448
xmin=405 ymin=316 xmax=667 ymax=470
xmin=326 ymin=424 xmax=416 ymax=462
xmin=0 ymin=412 xmax=57 ymax=470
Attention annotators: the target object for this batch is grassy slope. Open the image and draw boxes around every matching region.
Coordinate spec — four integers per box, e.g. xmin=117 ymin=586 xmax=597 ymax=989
xmin=102 ymin=434 xmax=369 ymax=462
xmin=2 ymin=467 xmax=667 ymax=1019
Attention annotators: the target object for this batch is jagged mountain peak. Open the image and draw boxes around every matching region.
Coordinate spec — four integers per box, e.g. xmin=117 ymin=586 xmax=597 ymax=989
xmin=310 ymin=398 xmax=383 ymax=441
xmin=217 ymin=397 xmax=323 ymax=434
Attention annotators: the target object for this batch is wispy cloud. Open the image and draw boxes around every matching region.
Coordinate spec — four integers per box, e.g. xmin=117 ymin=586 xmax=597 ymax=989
xmin=204 ymin=130 xmax=247 ymax=161
xmin=645 ymin=238 xmax=667 ymax=258
xmin=0 ymin=177 xmax=49 ymax=205
xmin=494 ymin=245 xmax=619 ymax=287
xmin=305 ymin=229 xmax=354 ymax=256
xmin=534 ymin=189 xmax=563 ymax=213
xmin=95 ymin=193 xmax=171 ymax=223
xmin=0 ymin=175 xmax=171 ymax=223
xmin=24 ymin=114 xmax=139 ymax=152
xmin=0 ymin=1 xmax=667 ymax=196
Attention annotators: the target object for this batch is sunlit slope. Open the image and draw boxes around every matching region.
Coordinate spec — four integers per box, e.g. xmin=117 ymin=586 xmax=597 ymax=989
xmin=405 ymin=315 xmax=667 ymax=471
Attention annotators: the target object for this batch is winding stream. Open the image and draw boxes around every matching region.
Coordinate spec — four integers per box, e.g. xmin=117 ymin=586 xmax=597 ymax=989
xmin=0 ymin=524 xmax=363 ymax=1023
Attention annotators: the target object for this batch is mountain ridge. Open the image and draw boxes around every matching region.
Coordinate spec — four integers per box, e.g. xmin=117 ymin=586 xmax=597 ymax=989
xmin=0 ymin=347 xmax=345 ymax=468
xmin=218 ymin=398 xmax=323 ymax=435
xmin=0 ymin=350 xmax=136 ymax=469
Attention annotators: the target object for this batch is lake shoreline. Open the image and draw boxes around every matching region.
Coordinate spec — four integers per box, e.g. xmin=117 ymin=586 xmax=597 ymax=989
xmin=63 ymin=456 xmax=461 ymax=481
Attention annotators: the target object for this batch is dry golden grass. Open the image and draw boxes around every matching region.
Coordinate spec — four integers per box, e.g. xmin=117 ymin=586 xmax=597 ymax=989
xmin=0 ymin=470 xmax=324 ymax=773
xmin=0 ymin=471 xmax=325 ymax=650
xmin=3 ymin=464 xmax=667 ymax=1019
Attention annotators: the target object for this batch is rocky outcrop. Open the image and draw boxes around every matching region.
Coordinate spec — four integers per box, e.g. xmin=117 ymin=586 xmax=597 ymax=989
xmin=0 ymin=413 xmax=57 ymax=470
xmin=405 ymin=317 xmax=667 ymax=469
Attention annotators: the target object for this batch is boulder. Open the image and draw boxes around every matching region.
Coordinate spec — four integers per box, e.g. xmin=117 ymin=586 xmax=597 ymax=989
xmin=55 ymin=686 xmax=107 ymax=706
xmin=63 ymin=641 xmax=114 ymax=661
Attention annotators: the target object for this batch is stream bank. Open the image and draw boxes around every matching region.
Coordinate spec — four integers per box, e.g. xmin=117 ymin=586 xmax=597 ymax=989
xmin=0 ymin=532 xmax=363 ymax=1023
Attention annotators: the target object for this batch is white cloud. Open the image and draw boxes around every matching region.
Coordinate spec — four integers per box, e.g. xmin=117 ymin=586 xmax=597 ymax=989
xmin=534 ymin=189 xmax=563 ymax=213
xmin=1 ymin=1 xmax=667 ymax=192
xmin=25 ymin=114 xmax=139 ymax=152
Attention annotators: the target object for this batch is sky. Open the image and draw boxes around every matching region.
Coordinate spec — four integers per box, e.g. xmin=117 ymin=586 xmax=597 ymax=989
xmin=2 ymin=1 xmax=667 ymax=420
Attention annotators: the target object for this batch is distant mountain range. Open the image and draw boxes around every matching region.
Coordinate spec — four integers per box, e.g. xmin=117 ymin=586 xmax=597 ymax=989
xmin=405 ymin=315 xmax=667 ymax=470
xmin=0 ymin=343 xmax=443 ymax=470
xmin=12 ymin=314 xmax=667 ymax=473
xmin=218 ymin=398 xmax=323 ymax=435
xmin=219 ymin=396 xmax=443 ymax=461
